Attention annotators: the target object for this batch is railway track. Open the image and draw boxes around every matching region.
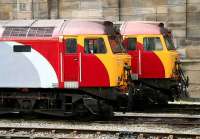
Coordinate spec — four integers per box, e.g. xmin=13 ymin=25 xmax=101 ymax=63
xmin=112 ymin=103 xmax=200 ymax=125
xmin=126 ymin=103 xmax=200 ymax=114
xmin=163 ymin=103 xmax=200 ymax=112
xmin=114 ymin=112 xmax=200 ymax=125
xmin=0 ymin=126 xmax=199 ymax=139
xmin=0 ymin=112 xmax=200 ymax=138
xmin=0 ymin=102 xmax=200 ymax=138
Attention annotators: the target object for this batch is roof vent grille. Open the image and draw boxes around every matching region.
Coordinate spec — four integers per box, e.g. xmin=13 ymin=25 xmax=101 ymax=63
xmin=2 ymin=27 xmax=54 ymax=37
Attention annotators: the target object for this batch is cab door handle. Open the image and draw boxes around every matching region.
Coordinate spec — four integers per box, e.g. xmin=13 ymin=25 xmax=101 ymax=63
xmin=74 ymin=57 xmax=78 ymax=61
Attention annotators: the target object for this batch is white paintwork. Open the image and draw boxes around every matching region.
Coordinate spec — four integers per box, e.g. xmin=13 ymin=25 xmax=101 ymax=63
xmin=3 ymin=20 xmax=34 ymax=27
xmin=79 ymin=52 xmax=82 ymax=82
xmin=60 ymin=52 xmax=63 ymax=82
xmin=0 ymin=41 xmax=58 ymax=88
xmin=62 ymin=20 xmax=105 ymax=35
xmin=138 ymin=50 xmax=142 ymax=75
xmin=120 ymin=21 xmax=161 ymax=35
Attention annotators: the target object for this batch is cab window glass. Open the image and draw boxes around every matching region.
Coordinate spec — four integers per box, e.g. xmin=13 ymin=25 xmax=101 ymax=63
xmin=143 ymin=37 xmax=163 ymax=51
xmin=65 ymin=38 xmax=77 ymax=53
xmin=84 ymin=38 xmax=106 ymax=54
xmin=164 ymin=36 xmax=176 ymax=50
xmin=109 ymin=36 xmax=125 ymax=53
xmin=127 ymin=38 xmax=137 ymax=50
xmin=122 ymin=38 xmax=137 ymax=51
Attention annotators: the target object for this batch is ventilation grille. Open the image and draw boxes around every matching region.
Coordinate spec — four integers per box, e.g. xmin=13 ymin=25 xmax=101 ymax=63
xmin=2 ymin=27 xmax=54 ymax=38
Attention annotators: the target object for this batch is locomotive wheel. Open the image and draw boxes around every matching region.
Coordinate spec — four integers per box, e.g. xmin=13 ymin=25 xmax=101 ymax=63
xmin=99 ymin=102 xmax=114 ymax=119
xmin=79 ymin=98 xmax=114 ymax=119
xmin=156 ymin=93 xmax=168 ymax=105
xmin=127 ymin=87 xmax=134 ymax=111
xmin=73 ymin=99 xmax=90 ymax=117
xmin=130 ymin=88 xmax=156 ymax=107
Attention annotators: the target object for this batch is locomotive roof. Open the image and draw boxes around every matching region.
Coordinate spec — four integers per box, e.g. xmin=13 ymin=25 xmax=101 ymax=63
xmin=0 ymin=20 xmax=110 ymax=38
xmin=120 ymin=21 xmax=161 ymax=35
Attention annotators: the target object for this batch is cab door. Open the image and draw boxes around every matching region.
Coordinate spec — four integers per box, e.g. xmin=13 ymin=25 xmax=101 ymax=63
xmin=63 ymin=37 xmax=80 ymax=88
xmin=122 ymin=36 xmax=139 ymax=79
xmin=141 ymin=36 xmax=165 ymax=78
xmin=80 ymin=36 xmax=109 ymax=87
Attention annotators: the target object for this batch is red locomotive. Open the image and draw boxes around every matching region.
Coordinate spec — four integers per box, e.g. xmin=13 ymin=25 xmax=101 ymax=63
xmin=0 ymin=20 xmax=189 ymax=117
xmin=120 ymin=21 xmax=189 ymax=106
xmin=0 ymin=20 xmax=131 ymax=117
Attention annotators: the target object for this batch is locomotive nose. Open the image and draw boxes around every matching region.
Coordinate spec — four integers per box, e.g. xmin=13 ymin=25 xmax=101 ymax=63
xmin=115 ymin=54 xmax=131 ymax=87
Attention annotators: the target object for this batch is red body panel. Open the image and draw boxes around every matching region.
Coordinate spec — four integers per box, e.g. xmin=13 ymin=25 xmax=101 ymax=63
xmin=64 ymin=53 xmax=79 ymax=82
xmin=0 ymin=38 xmax=110 ymax=88
xmin=63 ymin=43 xmax=110 ymax=87
xmin=140 ymin=51 xmax=165 ymax=78
xmin=126 ymin=41 xmax=165 ymax=79
xmin=81 ymin=53 xmax=110 ymax=87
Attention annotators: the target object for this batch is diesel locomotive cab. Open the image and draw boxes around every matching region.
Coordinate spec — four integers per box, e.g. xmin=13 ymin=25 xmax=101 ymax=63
xmin=63 ymin=34 xmax=131 ymax=91
xmin=108 ymin=35 xmax=131 ymax=88
xmin=160 ymin=26 xmax=189 ymax=98
xmin=164 ymin=32 xmax=189 ymax=98
xmin=120 ymin=21 xmax=189 ymax=106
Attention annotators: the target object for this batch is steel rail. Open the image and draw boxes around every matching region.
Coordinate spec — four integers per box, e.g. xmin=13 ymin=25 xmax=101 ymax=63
xmin=0 ymin=126 xmax=199 ymax=139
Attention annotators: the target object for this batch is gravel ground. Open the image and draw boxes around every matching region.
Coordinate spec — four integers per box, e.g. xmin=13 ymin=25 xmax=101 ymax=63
xmin=0 ymin=118 xmax=199 ymax=135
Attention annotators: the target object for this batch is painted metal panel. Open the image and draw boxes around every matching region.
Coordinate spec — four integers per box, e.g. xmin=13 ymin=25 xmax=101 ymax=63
xmin=3 ymin=20 xmax=35 ymax=27
xmin=120 ymin=21 xmax=161 ymax=35
xmin=0 ymin=41 xmax=59 ymax=88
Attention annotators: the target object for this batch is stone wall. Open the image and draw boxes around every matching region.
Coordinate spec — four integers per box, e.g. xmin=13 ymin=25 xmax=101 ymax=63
xmin=59 ymin=0 xmax=119 ymax=21
xmin=0 ymin=0 xmax=199 ymax=49
xmin=0 ymin=0 xmax=32 ymax=19
xmin=32 ymin=0 xmax=48 ymax=19
xmin=59 ymin=0 xmax=104 ymax=19
xmin=181 ymin=60 xmax=200 ymax=98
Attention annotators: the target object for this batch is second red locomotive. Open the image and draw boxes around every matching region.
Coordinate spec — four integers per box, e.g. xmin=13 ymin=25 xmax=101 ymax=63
xmin=120 ymin=21 xmax=189 ymax=106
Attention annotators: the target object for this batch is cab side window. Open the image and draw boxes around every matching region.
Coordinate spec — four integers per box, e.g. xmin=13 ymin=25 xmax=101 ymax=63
xmin=143 ymin=37 xmax=163 ymax=51
xmin=84 ymin=38 xmax=106 ymax=54
xmin=122 ymin=38 xmax=137 ymax=51
xmin=65 ymin=38 xmax=77 ymax=53
xmin=127 ymin=38 xmax=137 ymax=50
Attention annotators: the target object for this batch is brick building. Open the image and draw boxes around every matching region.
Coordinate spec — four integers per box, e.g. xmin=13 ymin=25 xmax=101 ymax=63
xmin=0 ymin=0 xmax=200 ymax=48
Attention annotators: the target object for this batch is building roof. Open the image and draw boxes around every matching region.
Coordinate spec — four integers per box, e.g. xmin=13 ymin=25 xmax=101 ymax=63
xmin=120 ymin=21 xmax=161 ymax=35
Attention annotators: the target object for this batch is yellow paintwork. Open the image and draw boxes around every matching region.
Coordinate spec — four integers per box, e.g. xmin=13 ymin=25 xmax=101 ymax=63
xmin=123 ymin=34 xmax=179 ymax=78
xmin=64 ymin=35 xmax=131 ymax=87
